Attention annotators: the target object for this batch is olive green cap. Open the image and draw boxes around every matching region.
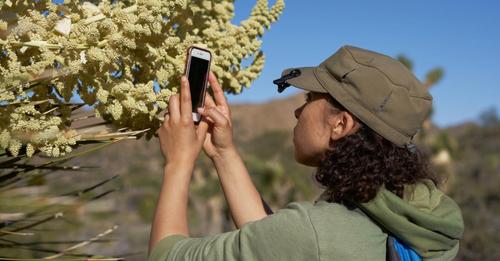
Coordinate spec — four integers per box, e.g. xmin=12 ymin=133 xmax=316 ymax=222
xmin=275 ymin=45 xmax=432 ymax=148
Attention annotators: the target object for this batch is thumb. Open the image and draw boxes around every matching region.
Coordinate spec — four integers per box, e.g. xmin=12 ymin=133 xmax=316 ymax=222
xmin=195 ymin=115 xmax=209 ymax=142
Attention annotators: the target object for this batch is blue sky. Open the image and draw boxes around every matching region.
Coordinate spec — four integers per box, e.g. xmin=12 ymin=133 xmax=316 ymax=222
xmin=226 ymin=0 xmax=500 ymax=127
xmin=65 ymin=1 xmax=500 ymax=128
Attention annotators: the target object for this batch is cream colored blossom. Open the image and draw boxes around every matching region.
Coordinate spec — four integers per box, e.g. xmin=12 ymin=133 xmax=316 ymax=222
xmin=0 ymin=0 xmax=284 ymax=157
xmin=26 ymin=143 xmax=35 ymax=157
xmin=0 ymin=20 xmax=7 ymax=30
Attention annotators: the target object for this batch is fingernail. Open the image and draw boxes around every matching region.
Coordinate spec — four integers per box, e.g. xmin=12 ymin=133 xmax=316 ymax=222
xmin=197 ymin=107 xmax=204 ymax=113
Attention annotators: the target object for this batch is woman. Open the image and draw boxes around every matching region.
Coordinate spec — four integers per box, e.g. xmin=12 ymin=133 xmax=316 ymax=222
xmin=148 ymin=45 xmax=464 ymax=260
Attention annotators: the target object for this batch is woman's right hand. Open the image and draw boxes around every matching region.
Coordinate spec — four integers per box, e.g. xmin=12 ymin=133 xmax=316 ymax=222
xmin=197 ymin=71 xmax=235 ymax=160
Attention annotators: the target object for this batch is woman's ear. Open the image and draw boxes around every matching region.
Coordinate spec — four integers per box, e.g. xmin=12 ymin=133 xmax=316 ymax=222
xmin=329 ymin=111 xmax=358 ymax=141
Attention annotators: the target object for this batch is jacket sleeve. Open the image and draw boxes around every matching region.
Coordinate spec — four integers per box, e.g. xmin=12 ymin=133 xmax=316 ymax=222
xmin=147 ymin=201 xmax=319 ymax=261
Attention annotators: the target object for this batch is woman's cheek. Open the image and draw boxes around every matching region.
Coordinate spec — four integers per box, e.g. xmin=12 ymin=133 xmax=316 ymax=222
xmin=293 ymin=131 xmax=313 ymax=164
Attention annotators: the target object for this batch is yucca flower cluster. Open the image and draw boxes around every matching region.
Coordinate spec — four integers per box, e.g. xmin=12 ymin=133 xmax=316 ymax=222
xmin=0 ymin=0 xmax=285 ymax=157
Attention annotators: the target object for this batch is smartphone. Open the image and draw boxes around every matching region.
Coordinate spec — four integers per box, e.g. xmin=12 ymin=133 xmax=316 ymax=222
xmin=184 ymin=46 xmax=212 ymax=124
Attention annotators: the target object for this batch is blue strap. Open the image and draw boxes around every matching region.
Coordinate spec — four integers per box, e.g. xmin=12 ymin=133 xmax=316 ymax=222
xmin=392 ymin=236 xmax=421 ymax=261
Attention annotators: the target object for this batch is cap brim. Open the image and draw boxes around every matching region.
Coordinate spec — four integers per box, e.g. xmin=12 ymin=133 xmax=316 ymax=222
xmin=280 ymin=67 xmax=328 ymax=93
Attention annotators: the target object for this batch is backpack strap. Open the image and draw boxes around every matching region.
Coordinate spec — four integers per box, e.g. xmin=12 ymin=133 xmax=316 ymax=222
xmin=386 ymin=236 xmax=402 ymax=261
xmin=389 ymin=236 xmax=421 ymax=261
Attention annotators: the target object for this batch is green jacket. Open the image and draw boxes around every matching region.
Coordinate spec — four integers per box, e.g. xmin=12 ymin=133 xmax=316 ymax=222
xmin=148 ymin=180 xmax=463 ymax=260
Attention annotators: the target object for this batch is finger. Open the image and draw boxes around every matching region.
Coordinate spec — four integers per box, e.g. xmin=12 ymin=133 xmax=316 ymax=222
xmin=204 ymin=92 xmax=216 ymax=108
xmin=168 ymin=93 xmax=180 ymax=121
xmin=158 ymin=109 xmax=169 ymax=121
xmin=208 ymin=71 xmax=229 ymax=110
xmin=163 ymin=113 xmax=170 ymax=123
xmin=199 ymin=116 xmax=214 ymax=132
xmin=195 ymin=116 xmax=210 ymax=142
xmin=198 ymin=106 xmax=229 ymax=128
xmin=199 ymin=108 xmax=216 ymax=124
xmin=205 ymin=93 xmax=230 ymax=118
xmin=180 ymin=75 xmax=192 ymax=122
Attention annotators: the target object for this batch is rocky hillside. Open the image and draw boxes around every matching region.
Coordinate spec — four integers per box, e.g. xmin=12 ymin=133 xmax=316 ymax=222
xmin=230 ymin=92 xmax=306 ymax=141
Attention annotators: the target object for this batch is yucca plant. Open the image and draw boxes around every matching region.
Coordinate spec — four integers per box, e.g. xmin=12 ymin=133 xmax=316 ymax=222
xmin=0 ymin=133 xmax=126 ymax=259
xmin=1 ymin=0 xmax=285 ymax=258
xmin=0 ymin=0 xmax=284 ymax=158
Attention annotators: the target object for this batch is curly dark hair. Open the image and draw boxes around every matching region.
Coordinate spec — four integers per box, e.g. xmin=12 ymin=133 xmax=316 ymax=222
xmin=314 ymin=96 xmax=440 ymax=206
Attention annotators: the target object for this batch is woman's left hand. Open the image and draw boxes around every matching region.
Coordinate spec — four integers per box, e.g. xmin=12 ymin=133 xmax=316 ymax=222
xmin=156 ymin=76 xmax=209 ymax=168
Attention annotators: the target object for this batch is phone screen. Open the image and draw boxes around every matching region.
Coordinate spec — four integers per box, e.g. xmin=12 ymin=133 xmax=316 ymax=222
xmin=188 ymin=56 xmax=209 ymax=111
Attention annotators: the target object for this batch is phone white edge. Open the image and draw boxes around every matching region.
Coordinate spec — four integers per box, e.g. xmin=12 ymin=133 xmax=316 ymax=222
xmin=187 ymin=47 xmax=211 ymax=123
xmin=190 ymin=47 xmax=211 ymax=60
xmin=192 ymin=112 xmax=201 ymax=122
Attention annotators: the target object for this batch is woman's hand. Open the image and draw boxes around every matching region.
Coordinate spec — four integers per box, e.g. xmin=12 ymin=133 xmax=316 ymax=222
xmin=197 ymin=72 xmax=235 ymax=160
xmin=156 ymin=76 xmax=209 ymax=168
